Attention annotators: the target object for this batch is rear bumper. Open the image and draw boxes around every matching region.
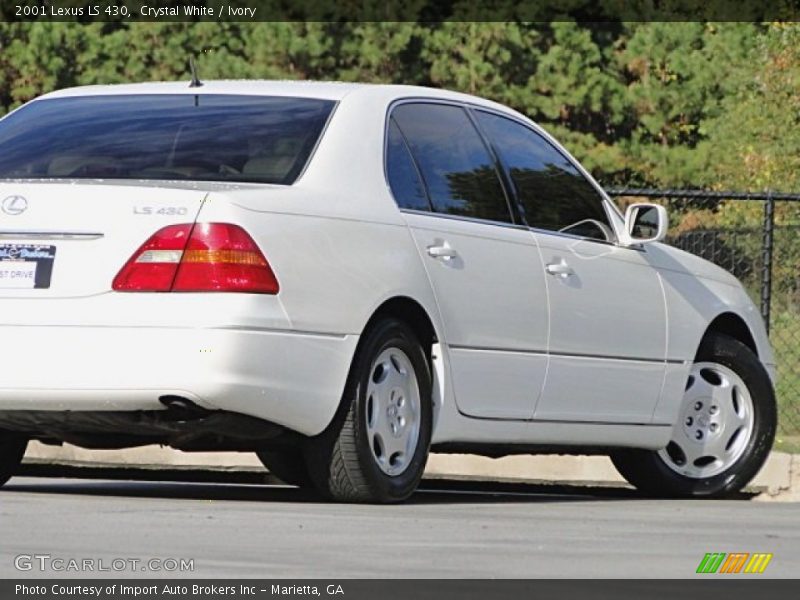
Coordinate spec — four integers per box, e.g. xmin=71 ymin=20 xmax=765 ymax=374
xmin=0 ymin=324 xmax=358 ymax=437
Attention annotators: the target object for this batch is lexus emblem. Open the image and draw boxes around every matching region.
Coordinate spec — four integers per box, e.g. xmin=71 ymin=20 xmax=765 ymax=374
xmin=1 ymin=195 xmax=28 ymax=216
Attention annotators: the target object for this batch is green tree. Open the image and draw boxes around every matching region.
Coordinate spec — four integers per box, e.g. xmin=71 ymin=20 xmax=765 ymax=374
xmin=617 ymin=21 xmax=760 ymax=187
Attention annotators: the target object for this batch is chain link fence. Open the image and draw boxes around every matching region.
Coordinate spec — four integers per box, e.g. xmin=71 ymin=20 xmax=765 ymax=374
xmin=607 ymin=189 xmax=800 ymax=447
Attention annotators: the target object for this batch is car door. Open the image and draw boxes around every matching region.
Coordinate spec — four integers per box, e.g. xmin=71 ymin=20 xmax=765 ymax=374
xmin=475 ymin=110 xmax=667 ymax=424
xmin=387 ymin=102 xmax=549 ymax=420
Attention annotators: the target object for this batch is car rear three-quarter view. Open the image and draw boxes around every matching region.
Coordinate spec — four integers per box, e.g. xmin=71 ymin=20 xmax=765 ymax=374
xmin=0 ymin=81 xmax=777 ymax=503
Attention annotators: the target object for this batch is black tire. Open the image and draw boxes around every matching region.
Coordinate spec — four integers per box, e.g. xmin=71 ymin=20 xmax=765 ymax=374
xmin=256 ymin=449 xmax=312 ymax=488
xmin=0 ymin=433 xmax=28 ymax=488
xmin=305 ymin=318 xmax=433 ymax=503
xmin=611 ymin=332 xmax=776 ymax=498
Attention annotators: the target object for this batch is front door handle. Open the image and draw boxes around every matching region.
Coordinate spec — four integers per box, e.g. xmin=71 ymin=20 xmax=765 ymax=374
xmin=427 ymin=243 xmax=458 ymax=260
xmin=546 ymin=261 xmax=574 ymax=278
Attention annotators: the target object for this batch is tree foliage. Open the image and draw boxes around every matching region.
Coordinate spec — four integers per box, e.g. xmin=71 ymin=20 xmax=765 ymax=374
xmin=0 ymin=20 xmax=795 ymax=196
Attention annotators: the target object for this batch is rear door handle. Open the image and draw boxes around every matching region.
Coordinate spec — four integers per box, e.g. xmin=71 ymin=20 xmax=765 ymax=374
xmin=427 ymin=243 xmax=458 ymax=260
xmin=545 ymin=261 xmax=574 ymax=278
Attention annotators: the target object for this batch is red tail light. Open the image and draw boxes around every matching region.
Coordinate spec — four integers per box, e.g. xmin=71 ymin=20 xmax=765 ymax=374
xmin=112 ymin=224 xmax=191 ymax=292
xmin=113 ymin=223 xmax=279 ymax=294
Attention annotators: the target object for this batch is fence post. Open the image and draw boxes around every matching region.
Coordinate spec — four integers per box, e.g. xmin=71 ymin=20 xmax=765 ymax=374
xmin=760 ymin=191 xmax=775 ymax=334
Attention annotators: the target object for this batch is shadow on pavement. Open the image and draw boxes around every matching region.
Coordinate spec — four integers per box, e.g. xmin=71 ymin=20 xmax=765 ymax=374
xmin=4 ymin=463 xmax=756 ymax=504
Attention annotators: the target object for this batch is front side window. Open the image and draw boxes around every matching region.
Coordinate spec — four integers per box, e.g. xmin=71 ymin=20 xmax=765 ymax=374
xmin=0 ymin=94 xmax=335 ymax=185
xmin=475 ymin=110 xmax=613 ymax=241
xmin=391 ymin=103 xmax=512 ymax=224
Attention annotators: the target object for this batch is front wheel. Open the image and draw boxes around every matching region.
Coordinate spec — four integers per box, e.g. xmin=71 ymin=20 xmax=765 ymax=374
xmin=0 ymin=433 xmax=28 ymax=488
xmin=612 ymin=333 xmax=776 ymax=498
xmin=306 ymin=318 xmax=433 ymax=503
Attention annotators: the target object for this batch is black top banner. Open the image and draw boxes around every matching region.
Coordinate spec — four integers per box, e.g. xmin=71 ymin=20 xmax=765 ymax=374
xmin=0 ymin=0 xmax=798 ymax=22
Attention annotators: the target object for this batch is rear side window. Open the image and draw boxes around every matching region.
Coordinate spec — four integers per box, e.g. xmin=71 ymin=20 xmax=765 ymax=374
xmin=386 ymin=118 xmax=430 ymax=211
xmin=475 ymin=110 xmax=612 ymax=241
xmin=0 ymin=94 xmax=335 ymax=185
xmin=391 ymin=103 xmax=512 ymax=224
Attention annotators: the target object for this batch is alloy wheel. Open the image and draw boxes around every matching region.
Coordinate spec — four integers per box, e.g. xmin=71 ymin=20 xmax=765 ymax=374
xmin=658 ymin=362 xmax=755 ymax=479
xmin=364 ymin=347 xmax=421 ymax=477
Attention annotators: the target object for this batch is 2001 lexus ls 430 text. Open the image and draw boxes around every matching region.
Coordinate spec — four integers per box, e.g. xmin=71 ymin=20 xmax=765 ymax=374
xmin=0 ymin=81 xmax=776 ymax=502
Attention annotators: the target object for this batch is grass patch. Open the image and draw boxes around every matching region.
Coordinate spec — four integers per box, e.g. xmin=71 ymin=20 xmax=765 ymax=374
xmin=774 ymin=436 xmax=800 ymax=454
xmin=770 ymin=310 xmax=800 ymax=437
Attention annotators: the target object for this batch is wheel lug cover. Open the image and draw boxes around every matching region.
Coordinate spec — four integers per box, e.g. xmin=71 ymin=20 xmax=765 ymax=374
xmin=660 ymin=362 xmax=757 ymax=480
xmin=365 ymin=347 xmax=422 ymax=477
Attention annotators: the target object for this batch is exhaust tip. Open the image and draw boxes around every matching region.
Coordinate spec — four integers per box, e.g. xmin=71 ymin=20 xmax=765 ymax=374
xmin=159 ymin=395 xmax=206 ymax=415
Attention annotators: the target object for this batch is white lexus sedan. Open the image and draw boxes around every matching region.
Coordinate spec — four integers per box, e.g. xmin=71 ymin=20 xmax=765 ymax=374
xmin=0 ymin=81 xmax=776 ymax=502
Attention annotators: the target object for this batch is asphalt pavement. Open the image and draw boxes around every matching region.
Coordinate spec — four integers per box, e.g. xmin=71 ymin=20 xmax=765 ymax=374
xmin=1 ymin=476 xmax=798 ymax=578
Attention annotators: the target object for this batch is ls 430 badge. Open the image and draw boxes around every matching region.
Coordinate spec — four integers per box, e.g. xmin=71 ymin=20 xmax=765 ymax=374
xmin=133 ymin=206 xmax=188 ymax=216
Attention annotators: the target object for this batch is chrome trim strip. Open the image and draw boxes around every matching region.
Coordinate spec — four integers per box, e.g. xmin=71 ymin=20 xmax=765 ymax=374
xmin=460 ymin=413 xmax=674 ymax=426
xmin=447 ymin=343 xmax=686 ymax=365
xmin=401 ymin=207 xmax=646 ymax=251
xmin=0 ymin=322 xmax=350 ymax=339
xmin=399 ymin=208 xmax=530 ymax=232
xmin=0 ymin=231 xmax=104 ymax=240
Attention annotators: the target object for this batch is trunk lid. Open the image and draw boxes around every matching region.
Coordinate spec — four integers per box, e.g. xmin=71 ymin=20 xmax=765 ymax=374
xmin=0 ymin=181 xmax=207 ymax=298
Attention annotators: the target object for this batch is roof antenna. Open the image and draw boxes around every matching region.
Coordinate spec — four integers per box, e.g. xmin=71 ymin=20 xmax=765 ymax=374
xmin=188 ymin=56 xmax=203 ymax=88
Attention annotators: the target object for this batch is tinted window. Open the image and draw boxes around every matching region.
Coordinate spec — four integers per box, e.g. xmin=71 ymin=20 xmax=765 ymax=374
xmin=386 ymin=118 xmax=430 ymax=211
xmin=476 ymin=111 xmax=612 ymax=241
xmin=0 ymin=95 xmax=335 ymax=185
xmin=392 ymin=103 xmax=512 ymax=224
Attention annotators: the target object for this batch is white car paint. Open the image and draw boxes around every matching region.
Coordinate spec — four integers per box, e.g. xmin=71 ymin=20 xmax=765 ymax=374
xmin=0 ymin=80 xmax=774 ymax=454
xmin=404 ymin=211 xmax=550 ymax=421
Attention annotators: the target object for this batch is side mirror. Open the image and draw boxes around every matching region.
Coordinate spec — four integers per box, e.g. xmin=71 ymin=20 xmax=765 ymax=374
xmin=622 ymin=203 xmax=668 ymax=245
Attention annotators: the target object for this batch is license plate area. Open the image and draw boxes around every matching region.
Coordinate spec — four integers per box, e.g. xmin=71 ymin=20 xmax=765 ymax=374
xmin=0 ymin=244 xmax=56 ymax=289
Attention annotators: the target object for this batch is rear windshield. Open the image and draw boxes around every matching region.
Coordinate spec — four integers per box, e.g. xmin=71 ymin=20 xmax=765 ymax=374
xmin=0 ymin=94 xmax=335 ymax=185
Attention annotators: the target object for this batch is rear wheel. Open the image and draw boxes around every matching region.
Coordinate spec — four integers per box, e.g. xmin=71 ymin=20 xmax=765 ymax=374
xmin=0 ymin=433 xmax=28 ymax=488
xmin=256 ymin=449 xmax=312 ymax=488
xmin=306 ymin=318 xmax=432 ymax=503
xmin=612 ymin=333 xmax=776 ymax=498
